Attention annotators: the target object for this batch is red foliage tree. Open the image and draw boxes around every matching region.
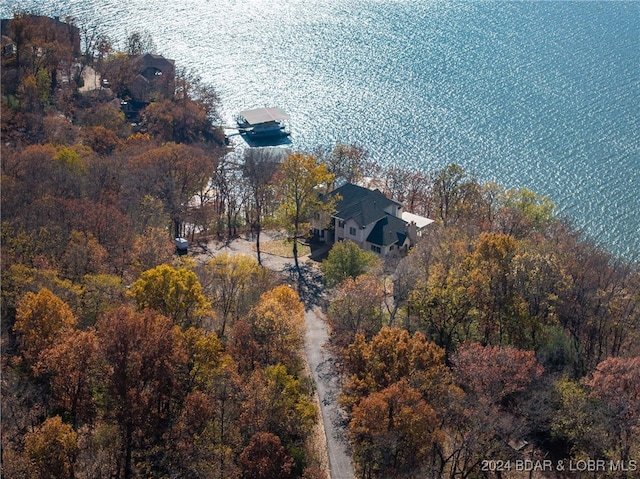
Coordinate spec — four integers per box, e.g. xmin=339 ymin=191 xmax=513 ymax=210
xmin=583 ymin=356 xmax=640 ymax=462
xmin=239 ymin=432 xmax=294 ymax=479
xmin=95 ymin=307 xmax=184 ymax=479
xmin=451 ymin=342 xmax=543 ymax=404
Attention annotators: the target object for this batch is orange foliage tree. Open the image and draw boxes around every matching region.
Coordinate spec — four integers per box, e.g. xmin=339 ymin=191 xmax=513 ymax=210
xmin=341 ymin=327 xmax=455 ymax=414
xmin=34 ymin=330 xmax=98 ymax=428
xmin=349 ymin=379 xmax=442 ymax=478
xmin=327 ymin=274 xmax=385 ymax=348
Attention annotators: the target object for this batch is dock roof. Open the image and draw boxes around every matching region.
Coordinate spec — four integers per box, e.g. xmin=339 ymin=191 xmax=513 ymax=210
xmin=238 ymin=107 xmax=290 ymax=125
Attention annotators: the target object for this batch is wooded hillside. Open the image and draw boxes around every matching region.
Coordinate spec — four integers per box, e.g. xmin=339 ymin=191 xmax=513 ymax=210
xmin=2 ymin=12 xmax=639 ymax=479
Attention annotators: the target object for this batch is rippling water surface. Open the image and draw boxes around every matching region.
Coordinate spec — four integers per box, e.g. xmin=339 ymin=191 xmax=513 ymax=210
xmin=2 ymin=0 xmax=638 ymax=260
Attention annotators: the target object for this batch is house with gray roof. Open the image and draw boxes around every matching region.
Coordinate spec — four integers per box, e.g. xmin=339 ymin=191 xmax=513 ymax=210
xmin=312 ymin=183 xmax=431 ymax=256
xmin=129 ymin=53 xmax=175 ymax=103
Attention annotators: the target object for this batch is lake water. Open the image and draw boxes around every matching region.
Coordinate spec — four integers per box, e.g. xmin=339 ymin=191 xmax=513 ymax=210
xmin=2 ymin=0 xmax=638 ymax=260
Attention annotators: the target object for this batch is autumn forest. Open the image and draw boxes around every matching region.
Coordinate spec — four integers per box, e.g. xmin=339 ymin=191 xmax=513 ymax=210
xmin=2 ymin=12 xmax=639 ymax=479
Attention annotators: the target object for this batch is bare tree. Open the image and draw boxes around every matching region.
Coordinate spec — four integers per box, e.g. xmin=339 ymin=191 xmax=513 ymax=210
xmin=316 ymin=142 xmax=375 ymax=189
xmin=125 ymin=30 xmax=156 ymax=56
xmin=242 ymin=148 xmax=281 ymax=265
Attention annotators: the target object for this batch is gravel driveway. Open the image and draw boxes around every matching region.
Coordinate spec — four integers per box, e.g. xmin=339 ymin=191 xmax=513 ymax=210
xmin=305 ymin=307 xmax=355 ymax=479
xmin=193 ymin=233 xmax=355 ymax=479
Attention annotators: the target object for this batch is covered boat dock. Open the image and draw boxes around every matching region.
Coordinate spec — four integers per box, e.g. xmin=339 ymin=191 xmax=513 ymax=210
xmin=236 ymin=107 xmax=291 ymax=138
xmin=237 ymin=107 xmax=290 ymax=126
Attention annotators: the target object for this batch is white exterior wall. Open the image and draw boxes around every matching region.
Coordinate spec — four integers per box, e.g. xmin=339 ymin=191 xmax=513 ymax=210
xmin=335 ymin=218 xmax=377 ymax=247
xmin=334 ymin=218 xmax=345 ymax=242
xmin=343 ymin=218 xmax=364 ymax=243
xmin=384 ymin=203 xmax=403 ymax=218
xmin=311 ymin=212 xmax=330 ymax=241
xmin=364 ymin=241 xmax=392 ymax=256
xmin=365 ymin=237 xmax=410 ymax=256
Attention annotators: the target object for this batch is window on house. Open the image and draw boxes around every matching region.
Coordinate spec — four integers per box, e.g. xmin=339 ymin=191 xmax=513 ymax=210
xmin=349 ymin=227 xmax=356 ymax=236
xmin=338 ymin=220 xmax=345 ymax=228
xmin=370 ymin=245 xmax=381 ymax=254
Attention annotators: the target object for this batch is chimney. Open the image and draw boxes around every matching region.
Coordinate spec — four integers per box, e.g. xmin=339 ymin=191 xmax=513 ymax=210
xmin=407 ymin=221 xmax=418 ymax=245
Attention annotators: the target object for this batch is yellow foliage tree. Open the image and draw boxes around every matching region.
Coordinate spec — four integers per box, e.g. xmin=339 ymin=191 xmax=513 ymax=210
xmin=128 ymin=264 xmax=210 ymax=327
xmin=14 ymin=288 xmax=77 ymax=365
xmin=24 ymin=416 xmax=78 ymax=479
xmin=201 ymin=253 xmax=270 ymax=336
xmin=274 ymin=152 xmax=335 ymax=271
xmin=178 ymin=326 xmax=225 ymax=390
xmin=248 ymin=285 xmax=305 ymax=371
xmin=465 ymin=231 xmax=529 ymax=345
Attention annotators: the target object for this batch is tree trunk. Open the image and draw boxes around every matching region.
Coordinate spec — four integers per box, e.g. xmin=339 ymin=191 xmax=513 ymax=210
xmin=124 ymin=423 xmax=133 ymax=479
xmin=293 ymin=219 xmax=300 ymax=273
xmin=293 ymin=237 xmax=300 ymax=272
xmin=255 ymin=223 xmax=262 ymax=266
xmin=174 ymin=218 xmax=181 ymax=239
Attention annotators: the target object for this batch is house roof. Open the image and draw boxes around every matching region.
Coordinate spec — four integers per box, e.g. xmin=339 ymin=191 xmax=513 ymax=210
xmin=367 ymin=214 xmax=408 ymax=246
xmin=325 ymin=183 xmax=411 ymax=248
xmin=339 ymin=199 xmax=386 ymax=228
xmin=1 ymin=15 xmax=81 ymax=56
xmin=140 ymin=53 xmax=175 ymax=72
xmin=329 ymin=183 xmax=400 ymax=228
xmin=401 ymin=211 xmax=434 ymax=229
